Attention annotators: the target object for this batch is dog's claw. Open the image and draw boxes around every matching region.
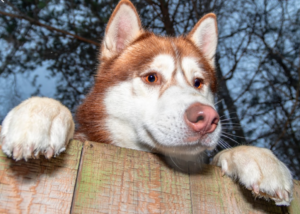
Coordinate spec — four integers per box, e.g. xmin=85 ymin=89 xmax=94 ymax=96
xmin=13 ymin=147 xmax=23 ymax=161
xmin=276 ymin=190 xmax=283 ymax=199
xmin=59 ymin=147 xmax=66 ymax=153
xmin=283 ymin=191 xmax=289 ymax=202
xmin=33 ymin=151 xmax=40 ymax=159
xmin=252 ymin=184 xmax=260 ymax=194
xmin=45 ymin=148 xmax=54 ymax=159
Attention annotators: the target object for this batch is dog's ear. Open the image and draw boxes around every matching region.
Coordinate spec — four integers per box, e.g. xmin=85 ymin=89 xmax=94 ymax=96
xmin=188 ymin=13 xmax=218 ymax=67
xmin=101 ymin=0 xmax=142 ymax=59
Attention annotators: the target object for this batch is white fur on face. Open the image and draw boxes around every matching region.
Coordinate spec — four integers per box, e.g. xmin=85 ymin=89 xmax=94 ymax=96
xmin=181 ymin=57 xmax=204 ymax=83
xmin=104 ymin=54 xmax=221 ymax=158
xmin=180 ymin=56 xmax=215 ymax=106
xmin=143 ymin=54 xmax=175 ymax=80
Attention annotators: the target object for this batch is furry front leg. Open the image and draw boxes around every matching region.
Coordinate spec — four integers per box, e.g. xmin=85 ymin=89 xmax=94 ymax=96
xmin=0 ymin=97 xmax=74 ymax=160
xmin=212 ymin=146 xmax=293 ymax=206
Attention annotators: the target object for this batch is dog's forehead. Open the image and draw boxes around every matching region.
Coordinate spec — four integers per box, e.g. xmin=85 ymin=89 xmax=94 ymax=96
xmin=145 ymin=36 xmax=208 ymax=81
xmin=113 ymin=33 xmax=206 ymax=73
xmin=100 ymin=33 xmax=216 ymax=92
xmin=149 ymin=54 xmax=204 ymax=84
xmin=149 ymin=54 xmax=175 ymax=79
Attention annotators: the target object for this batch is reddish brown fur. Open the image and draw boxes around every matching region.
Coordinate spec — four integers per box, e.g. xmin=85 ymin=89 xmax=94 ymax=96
xmin=75 ymin=0 xmax=218 ymax=143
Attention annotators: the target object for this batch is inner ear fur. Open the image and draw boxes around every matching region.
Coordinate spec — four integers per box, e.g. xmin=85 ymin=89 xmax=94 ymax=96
xmin=187 ymin=13 xmax=218 ymax=67
xmin=100 ymin=0 xmax=143 ymax=60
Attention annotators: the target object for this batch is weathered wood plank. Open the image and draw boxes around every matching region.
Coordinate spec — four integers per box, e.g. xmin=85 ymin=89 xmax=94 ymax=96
xmin=190 ymin=166 xmax=282 ymax=214
xmin=0 ymin=135 xmax=299 ymax=214
xmin=73 ymin=142 xmax=300 ymax=214
xmin=288 ymin=180 xmax=300 ymax=214
xmin=72 ymin=141 xmax=192 ymax=214
xmin=0 ymin=140 xmax=82 ymax=214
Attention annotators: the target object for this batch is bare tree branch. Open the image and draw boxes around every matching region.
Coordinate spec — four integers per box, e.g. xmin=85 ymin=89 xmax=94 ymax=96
xmin=270 ymin=52 xmax=300 ymax=150
xmin=0 ymin=11 xmax=100 ymax=46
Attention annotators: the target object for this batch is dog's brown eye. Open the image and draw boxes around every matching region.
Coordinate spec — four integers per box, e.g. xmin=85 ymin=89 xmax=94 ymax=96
xmin=142 ymin=73 xmax=160 ymax=84
xmin=147 ymin=74 xmax=157 ymax=83
xmin=194 ymin=78 xmax=204 ymax=89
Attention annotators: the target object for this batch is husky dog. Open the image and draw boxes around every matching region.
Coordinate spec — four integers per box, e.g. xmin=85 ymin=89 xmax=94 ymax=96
xmin=0 ymin=0 xmax=293 ymax=206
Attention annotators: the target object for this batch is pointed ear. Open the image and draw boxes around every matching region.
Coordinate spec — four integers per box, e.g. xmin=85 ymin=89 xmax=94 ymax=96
xmin=101 ymin=0 xmax=143 ymax=59
xmin=188 ymin=13 xmax=218 ymax=66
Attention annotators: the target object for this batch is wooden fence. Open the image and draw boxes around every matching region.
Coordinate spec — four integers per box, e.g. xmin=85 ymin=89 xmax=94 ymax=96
xmin=0 ymin=140 xmax=299 ymax=214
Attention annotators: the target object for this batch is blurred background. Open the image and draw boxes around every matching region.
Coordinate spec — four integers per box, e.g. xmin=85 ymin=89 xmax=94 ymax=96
xmin=0 ymin=0 xmax=299 ymax=179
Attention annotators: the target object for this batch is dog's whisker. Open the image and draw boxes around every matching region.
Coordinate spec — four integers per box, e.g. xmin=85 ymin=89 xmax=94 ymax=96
xmin=221 ymin=125 xmax=242 ymax=128
xmin=221 ymin=126 xmax=243 ymax=129
xmin=219 ymin=112 xmax=238 ymax=119
xmin=220 ymin=134 xmax=240 ymax=145
xmin=220 ymin=123 xmax=242 ymax=126
xmin=220 ymin=117 xmax=239 ymax=122
xmin=222 ymin=132 xmax=246 ymax=139
xmin=214 ymin=99 xmax=224 ymax=106
xmin=218 ymin=139 xmax=225 ymax=147
xmin=221 ymin=139 xmax=231 ymax=148
xmin=218 ymin=139 xmax=231 ymax=149
xmin=221 ymin=127 xmax=242 ymax=130
xmin=169 ymin=155 xmax=183 ymax=170
xmin=217 ymin=140 xmax=225 ymax=149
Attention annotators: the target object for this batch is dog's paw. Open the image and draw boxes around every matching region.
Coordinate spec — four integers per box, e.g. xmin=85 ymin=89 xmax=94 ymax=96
xmin=0 ymin=97 xmax=75 ymax=161
xmin=212 ymin=146 xmax=293 ymax=206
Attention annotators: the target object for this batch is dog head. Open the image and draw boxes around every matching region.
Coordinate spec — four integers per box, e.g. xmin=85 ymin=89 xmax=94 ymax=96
xmin=76 ymin=0 xmax=221 ymax=158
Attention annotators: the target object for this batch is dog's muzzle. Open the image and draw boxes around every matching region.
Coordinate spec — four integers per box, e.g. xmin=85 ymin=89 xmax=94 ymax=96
xmin=184 ymin=103 xmax=219 ymax=135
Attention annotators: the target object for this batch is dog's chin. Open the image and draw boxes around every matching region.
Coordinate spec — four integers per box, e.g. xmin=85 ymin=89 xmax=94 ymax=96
xmin=149 ymin=135 xmax=218 ymax=157
xmin=185 ymin=134 xmax=218 ymax=149
xmin=142 ymin=124 xmax=220 ymax=157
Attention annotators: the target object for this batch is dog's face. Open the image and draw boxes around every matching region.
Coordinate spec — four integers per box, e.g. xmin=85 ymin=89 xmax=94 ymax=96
xmin=76 ymin=0 xmax=221 ymax=158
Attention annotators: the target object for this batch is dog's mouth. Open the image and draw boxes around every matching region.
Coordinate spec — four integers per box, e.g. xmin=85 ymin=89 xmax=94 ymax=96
xmin=143 ymin=125 xmax=220 ymax=156
xmin=185 ymin=133 xmax=216 ymax=147
xmin=143 ymin=113 xmax=221 ymax=155
xmin=185 ymin=134 xmax=206 ymax=143
xmin=148 ymin=127 xmax=218 ymax=147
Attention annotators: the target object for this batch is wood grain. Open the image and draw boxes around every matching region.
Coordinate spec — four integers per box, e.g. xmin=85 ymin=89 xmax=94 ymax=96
xmin=0 ymin=138 xmax=299 ymax=214
xmin=0 ymin=140 xmax=82 ymax=214
xmin=72 ymin=141 xmax=192 ymax=214
xmin=288 ymin=180 xmax=300 ymax=214
xmin=189 ymin=166 xmax=282 ymax=214
xmin=71 ymin=141 xmax=300 ymax=214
